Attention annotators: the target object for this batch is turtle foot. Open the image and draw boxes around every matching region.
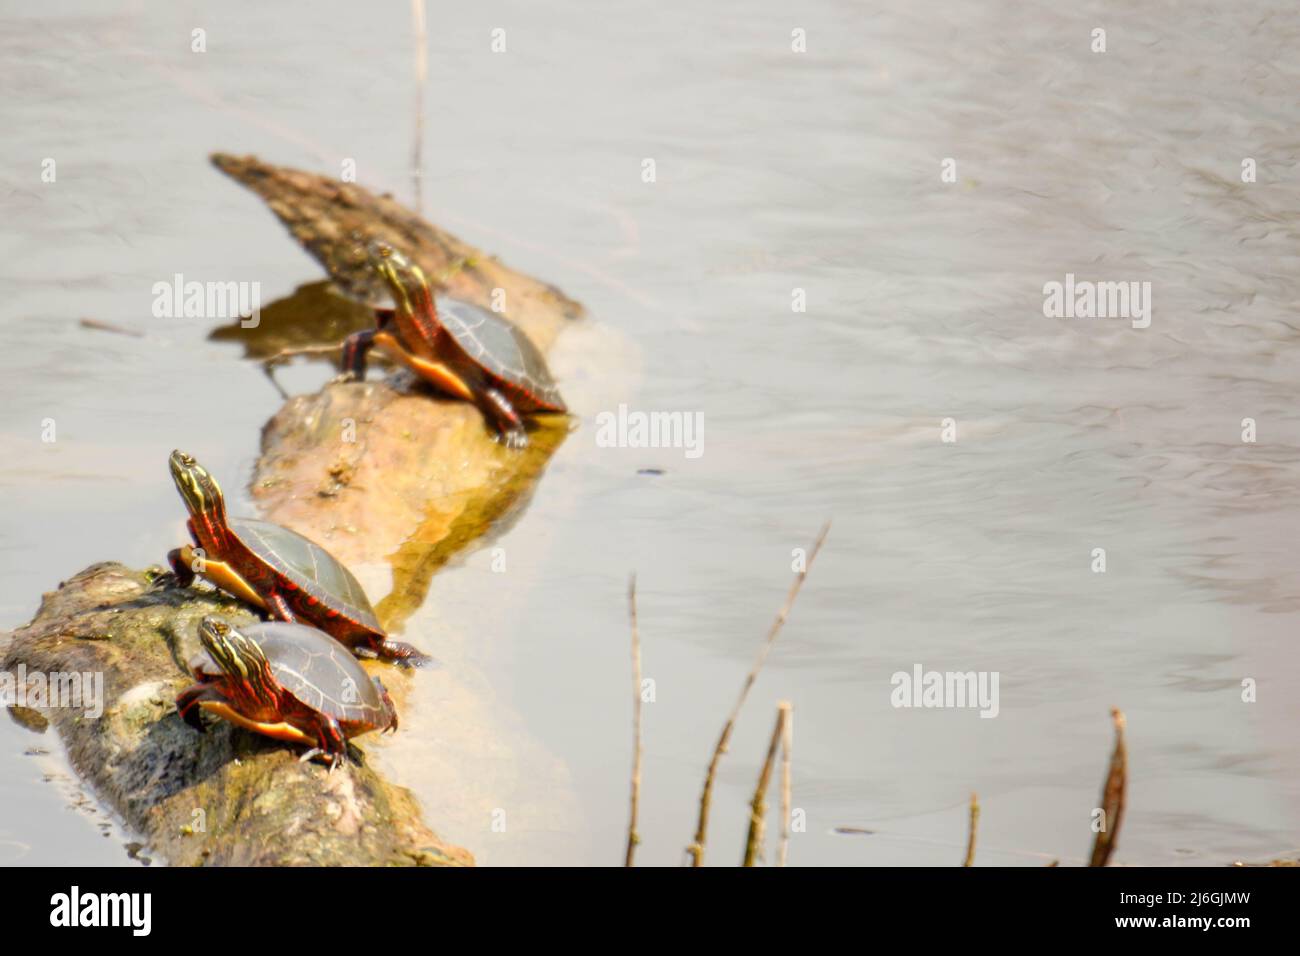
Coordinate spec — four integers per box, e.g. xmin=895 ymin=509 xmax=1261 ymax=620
xmin=379 ymin=640 xmax=433 ymax=669
xmin=496 ymin=427 xmax=529 ymax=451
xmin=299 ymin=747 xmax=349 ymax=772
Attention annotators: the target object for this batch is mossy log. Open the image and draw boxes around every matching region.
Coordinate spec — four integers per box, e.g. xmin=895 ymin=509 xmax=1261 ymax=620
xmin=1 ymin=564 xmax=471 ymax=866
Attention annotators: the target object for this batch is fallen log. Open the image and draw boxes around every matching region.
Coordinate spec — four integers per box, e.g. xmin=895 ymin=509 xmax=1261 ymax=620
xmin=2 ymin=155 xmax=584 ymax=866
xmin=1 ymin=564 xmax=470 ymax=866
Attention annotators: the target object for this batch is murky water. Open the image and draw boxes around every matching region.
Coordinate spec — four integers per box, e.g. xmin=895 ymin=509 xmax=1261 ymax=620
xmin=2 ymin=1 xmax=1298 ymax=866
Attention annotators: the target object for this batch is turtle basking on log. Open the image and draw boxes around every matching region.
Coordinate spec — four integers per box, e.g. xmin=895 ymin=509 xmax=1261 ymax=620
xmin=165 ymin=450 xmax=429 ymax=666
xmin=178 ymin=616 xmax=398 ymax=769
xmin=341 ymin=240 xmax=567 ymax=449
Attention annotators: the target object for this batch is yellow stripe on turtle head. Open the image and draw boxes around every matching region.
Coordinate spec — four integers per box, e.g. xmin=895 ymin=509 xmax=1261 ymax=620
xmin=368 ymin=241 xmax=430 ymax=319
xmin=170 ymin=449 xmax=225 ymax=519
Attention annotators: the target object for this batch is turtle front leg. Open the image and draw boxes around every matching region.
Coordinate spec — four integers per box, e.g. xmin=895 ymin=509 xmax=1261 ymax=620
xmin=339 ymin=328 xmax=377 ymax=381
xmin=302 ymin=713 xmax=349 ymax=770
xmin=479 ymin=387 xmax=529 ymax=450
xmin=166 ymin=547 xmax=196 ymax=588
xmin=176 ymin=683 xmax=225 ymax=732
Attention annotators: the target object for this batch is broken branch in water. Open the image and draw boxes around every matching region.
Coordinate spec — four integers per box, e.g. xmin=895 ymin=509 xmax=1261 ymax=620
xmin=257 ymin=342 xmax=348 ymax=400
xmin=743 ymin=702 xmax=791 ymax=867
xmin=963 ymin=792 xmax=979 ymax=867
xmin=1088 ymin=707 xmax=1128 ymax=867
xmin=79 ymin=318 xmax=144 ymax=338
xmin=778 ymin=702 xmax=793 ymax=867
xmin=687 ymin=521 xmax=830 ymax=867
xmin=625 ymin=574 xmax=644 ymax=867
xmin=260 ymin=342 xmax=343 ymax=368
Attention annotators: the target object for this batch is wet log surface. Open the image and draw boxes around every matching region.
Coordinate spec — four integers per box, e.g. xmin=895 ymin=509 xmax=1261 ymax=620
xmin=2 ymin=155 xmax=584 ymax=866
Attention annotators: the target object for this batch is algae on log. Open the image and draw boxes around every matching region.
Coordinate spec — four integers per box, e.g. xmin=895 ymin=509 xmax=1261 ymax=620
xmin=0 ymin=563 xmax=472 ymax=866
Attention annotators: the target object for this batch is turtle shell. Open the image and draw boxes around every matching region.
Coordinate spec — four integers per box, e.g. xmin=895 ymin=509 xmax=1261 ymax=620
xmin=437 ymin=298 xmax=566 ymax=412
xmin=238 ymin=621 xmax=390 ymax=727
xmin=230 ymin=518 xmax=383 ymax=634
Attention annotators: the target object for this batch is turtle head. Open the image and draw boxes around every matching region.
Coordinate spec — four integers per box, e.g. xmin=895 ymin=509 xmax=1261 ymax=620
xmin=170 ymin=450 xmax=227 ymax=523
xmin=197 ymin=617 xmax=277 ymax=705
xmin=366 ymin=240 xmax=436 ymax=324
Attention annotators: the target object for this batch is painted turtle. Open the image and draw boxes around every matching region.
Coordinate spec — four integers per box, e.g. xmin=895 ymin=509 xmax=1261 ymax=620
xmin=166 ymin=449 xmax=428 ymax=666
xmin=177 ymin=616 xmax=398 ymax=767
xmin=341 ymin=240 xmax=567 ymax=449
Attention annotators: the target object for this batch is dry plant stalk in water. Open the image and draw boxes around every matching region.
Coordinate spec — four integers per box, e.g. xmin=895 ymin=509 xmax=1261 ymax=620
xmin=778 ymin=704 xmax=793 ymax=867
xmin=409 ymin=0 xmax=427 ymax=213
xmin=686 ymin=521 xmax=830 ymax=867
xmin=625 ymin=574 xmax=643 ymax=866
xmin=1088 ymin=707 xmax=1127 ymax=867
xmin=963 ymin=792 xmax=979 ymax=867
xmin=743 ymin=702 xmax=791 ymax=867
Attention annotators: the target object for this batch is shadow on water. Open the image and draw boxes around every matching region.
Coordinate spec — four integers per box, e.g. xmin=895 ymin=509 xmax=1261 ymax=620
xmin=209 ymin=280 xmax=372 ymax=395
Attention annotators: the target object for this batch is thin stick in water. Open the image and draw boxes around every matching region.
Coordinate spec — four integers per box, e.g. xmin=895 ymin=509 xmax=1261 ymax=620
xmin=79 ymin=318 xmax=144 ymax=338
xmin=743 ymin=702 xmax=791 ymax=866
xmin=1088 ymin=707 xmax=1127 ymax=867
xmin=778 ymin=702 xmax=793 ymax=867
xmin=410 ymin=0 xmax=428 ymax=214
xmin=625 ymin=574 xmax=643 ymax=866
xmin=260 ymin=342 xmax=343 ymax=367
xmin=963 ymin=792 xmax=979 ymax=867
xmin=687 ymin=520 xmax=830 ymax=867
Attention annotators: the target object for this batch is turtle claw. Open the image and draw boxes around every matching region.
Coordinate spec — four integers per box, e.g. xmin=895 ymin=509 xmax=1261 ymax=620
xmin=498 ymin=428 xmax=529 ymax=451
xmin=299 ymin=747 xmax=347 ymax=772
xmin=149 ymin=572 xmax=180 ymax=591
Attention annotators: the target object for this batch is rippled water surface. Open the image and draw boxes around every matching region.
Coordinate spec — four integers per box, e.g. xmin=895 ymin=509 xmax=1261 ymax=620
xmin=2 ymin=1 xmax=1298 ymax=866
